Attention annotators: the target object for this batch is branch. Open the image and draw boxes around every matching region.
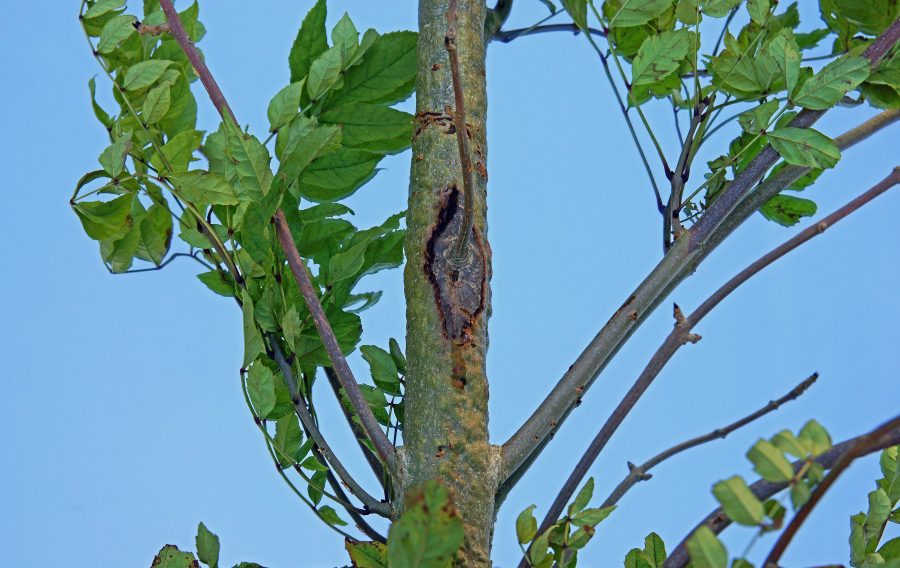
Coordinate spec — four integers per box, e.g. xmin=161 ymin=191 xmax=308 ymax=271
xmin=664 ymin=423 xmax=900 ymax=568
xmin=274 ymin=212 xmax=398 ymax=476
xmin=158 ymin=0 xmax=399 ymax=479
xmin=484 ymin=0 xmax=513 ymax=39
xmin=762 ymin=414 xmax=900 ymax=568
xmin=492 ymin=23 xmax=607 ymax=43
xmin=601 ymin=373 xmax=819 ymax=509
xmin=664 ymin=100 xmax=712 ymax=251
xmin=499 ymin=20 xmax=900 ymax=488
xmin=158 ymin=0 xmax=235 ymax=122
xmin=269 ymin=340 xmax=392 ymax=518
xmin=323 ymin=367 xmax=389 ymax=490
xmin=525 ymin=166 xmax=899 ymax=541
xmin=446 ymin=0 xmax=477 ymax=264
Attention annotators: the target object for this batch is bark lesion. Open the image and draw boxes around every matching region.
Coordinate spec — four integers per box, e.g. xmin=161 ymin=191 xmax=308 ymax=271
xmin=424 ymin=185 xmax=487 ymax=345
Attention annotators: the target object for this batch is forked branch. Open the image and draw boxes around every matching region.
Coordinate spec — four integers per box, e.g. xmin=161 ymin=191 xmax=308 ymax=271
xmin=499 ymin=20 xmax=900 ymax=489
xmin=527 ymin=165 xmax=899 ymax=541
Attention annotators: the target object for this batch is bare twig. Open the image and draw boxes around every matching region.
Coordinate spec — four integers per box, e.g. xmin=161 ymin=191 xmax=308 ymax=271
xmin=664 ymin=423 xmax=900 ymax=568
xmin=499 ymin=21 xmax=900 ymax=489
xmin=274 ymin=212 xmax=398 ymax=475
xmin=525 ymin=167 xmax=899 ymax=547
xmin=664 ymin=100 xmax=711 ymax=251
xmin=445 ymin=0 xmax=477 ymax=264
xmin=601 ymin=373 xmax=819 ymax=508
xmin=762 ymin=414 xmax=900 ymax=568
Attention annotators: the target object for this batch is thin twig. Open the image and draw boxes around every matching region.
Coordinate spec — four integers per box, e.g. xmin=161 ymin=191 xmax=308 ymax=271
xmin=499 ymin=21 xmax=900 ymax=490
xmin=762 ymin=413 xmax=900 ymax=567
xmin=601 ymin=373 xmax=819 ymax=508
xmin=274 ymin=211 xmax=398 ymax=475
xmin=525 ymin=167 xmax=899 ymax=549
xmin=445 ymin=0 xmax=477 ymax=264
xmin=269 ymin=339 xmax=392 ymax=518
xmin=492 ymin=23 xmax=607 ymax=43
xmin=664 ymin=100 xmax=711 ymax=251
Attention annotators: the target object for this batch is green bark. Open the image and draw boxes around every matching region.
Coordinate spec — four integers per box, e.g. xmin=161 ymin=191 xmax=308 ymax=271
xmin=401 ymin=0 xmax=498 ymax=565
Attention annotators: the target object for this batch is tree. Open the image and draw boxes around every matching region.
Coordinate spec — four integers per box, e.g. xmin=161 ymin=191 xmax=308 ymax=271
xmin=70 ymin=0 xmax=900 ymax=566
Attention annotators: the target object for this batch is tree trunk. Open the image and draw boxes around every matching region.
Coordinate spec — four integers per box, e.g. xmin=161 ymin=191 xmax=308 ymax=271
xmin=400 ymin=0 xmax=497 ymax=565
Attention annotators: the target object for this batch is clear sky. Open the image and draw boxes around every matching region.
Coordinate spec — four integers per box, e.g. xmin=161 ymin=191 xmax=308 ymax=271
xmin=1 ymin=1 xmax=897 ymax=567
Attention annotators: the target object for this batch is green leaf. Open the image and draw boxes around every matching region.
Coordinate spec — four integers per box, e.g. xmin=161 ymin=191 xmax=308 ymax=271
xmin=360 ymin=345 xmax=401 ymax=396
xmin=387 ymin=480 xmax=465 ymax=568
xmin=712 ymin=476 xmax=765 ymax=526
xmin=136 ymin=202 xmax=173 ymax=265
xmin=143 ymin=83 xmax=172 ymax=125
xmin=798 ymin=419 xmax=832 ymax=455
xmin=561 ymin=0 xmax=588 ymax=30
xmin=224 ymin=121 xmax=273 ymax=198
xmin=746 ymin=0 xmax=769 ymax=24
xmin=289 ymin=0 xmax=328 ymax=84
xmin=196 ymin=522 xmax=220 ymax=568
xmin=168 ymin=171 xmax=239 ymax=205
xmin=686 ymin=526 xmax=728 ymax=568
xmin=319 ymin=505 xmax=349 ymax=526
xmin=98 ymin=14 xmax=136 ymax=53
xmin=123 ymin=60 xmax=173 ymax=91
xmin=516 ymin=505 xmax=538 ymax=545
xmin=793 ymin=55 xmax=870 ymax=110
xmin=389 ymin=337 xmax=407 ymax=374
xmin=327 ymin=241 xmax=369 ymax=285
xmin=152 ymin=129 xmax=203 ymax=173
xmin=767 ymin=30 xmax=801 ymax=96
xmin=278 ymin=117 xmax=342 ymax=184
xmin=319 ymin=103 xmax=414 ymax=154
xmin=760 ymin=194 xmax=817 ymax=226
xmin=568 ymin=477 xmax=595 ymax=516
xmin=247 ymin=364 xmax=277 ymax=418
xmin=197 ymin=270 xmax=237 ymax=297
xmin=307 ymin=47 xmax=344 ymax=101
xmin=631 ymin=29 xmax=690 ymax=86
xmin=73 ymin=193 xmax=135 ymax=241
xmin=98 ymin=132 xmax=132 ymax=178
xmin=608 ymin=0 xmax=672 ymax=28
xmin=301 ymin=455 xmax=330 ymax=472
xmin=267 ymin=81 xmax=305 ymax=133
xmin=274 ymin=414 xmax=304 ymax=468
xmin=299 ymin=148 xmax=382 ymax=202
xmin=880 ymin=537 xmax=900 ymax=561
xmin=625 ymin=549 xmax=654 ymax=568
xmin=643 ymin=532 xmax=667 ymax=567
xmin=829 ymin=0 xmax=900 ymax=36
xmin=332 ymin=13 xmax=360 ymax=64
xmin=790 ymin=480 xmax=811 ymax=509
xmin=570 ymin=506 xmax=615 ymax=526
xmin=767 ymin=127 xmax=841 ymax=169
xmin=83 ymin=0 xmax=125 ymax=20
xmin=149 ymin=546 xmax=198 ymax=567
xmin=88 ymin=76 xmax=113 ymax=128
xmin=738 ymin=100 xmax=779 ymax=134
xmin=852 ymin=514 xmax=867 ymax=567
xmin=771 ymin=429 xmax=809 ymax=458
xmin=328 ymin=31 xmax=417 ymax=106
xmin=241 ymin=291 xmax=264 ymax=367
xmin=308 ymin=469 xmax=327 ymax=505
xmin=747 ymin=439 xmax=795 ymax=483
xmin=345 ymin=541 xmax=388 ymax=568
xmin=865 ymin=489 xmax=892 ymax=550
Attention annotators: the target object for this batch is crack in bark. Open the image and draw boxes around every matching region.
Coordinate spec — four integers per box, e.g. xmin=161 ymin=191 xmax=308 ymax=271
xmin=424 ymin=185 xmax=486 ymax=347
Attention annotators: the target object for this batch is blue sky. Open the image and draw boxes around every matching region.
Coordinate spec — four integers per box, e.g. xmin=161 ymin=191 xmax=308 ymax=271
xmin=1 ymin=1 xmax=898 ymax=567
